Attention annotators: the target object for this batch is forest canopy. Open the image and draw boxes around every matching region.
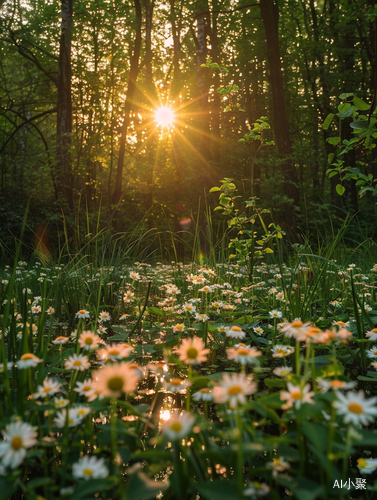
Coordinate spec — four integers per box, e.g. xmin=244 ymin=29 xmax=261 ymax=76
xmin=0 ymin=0 xmax=376 ymax=256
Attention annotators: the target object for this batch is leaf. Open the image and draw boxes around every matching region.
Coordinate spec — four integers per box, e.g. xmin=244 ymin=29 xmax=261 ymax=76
xmin=209 ymin=186 xmax=221 ymax=192
xmin=126 ymin=471 xmax=168 ymax=500
xmin=195 ymin=481 xmax=238 ymax=500
xmin=264 ymin=378 xmax=285 ymax=388
xmin=323 ymin=113 xmax=335 ymax=130
xmin=350 ymin=121 xmax=369 ymax=130
xmin=146 ymin=307 xmax=164 ymax=317
xmin=309 ymin=355 xmax=333 ymax=366
xmin=353 ymin=96 xmax=370 ymax=111
xmin=336 ymin=184 xmax=345 ymax=196
xmin=69 ymin=478 xmax=116 ymax=499
xmin=327 ymin=136 xmax=340 ymax=146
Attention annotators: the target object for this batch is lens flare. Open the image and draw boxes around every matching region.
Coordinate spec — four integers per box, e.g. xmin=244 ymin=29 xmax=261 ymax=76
xmin=155 ymin=106 xmax=175 ymax=127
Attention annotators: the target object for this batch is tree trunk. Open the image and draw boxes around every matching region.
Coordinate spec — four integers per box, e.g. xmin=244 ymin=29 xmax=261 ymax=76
xmin=112 ymin=0 xmax=142 ymax=206
xmin=260 ymin=0 xmax=299 ymax=228
xmin=57 ymin=0 xmax=73 ymax=210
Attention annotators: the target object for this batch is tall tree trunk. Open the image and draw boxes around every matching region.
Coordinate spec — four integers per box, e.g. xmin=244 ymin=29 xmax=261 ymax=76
xmin=57 ymin=0 xmax=73 ymax=210
xmin=112 ymin=0 xmax=142 ymax=206
xmin=260 ymin=0 xmax=299 ymax=228
xmin=209 ymin=0 xmax=221 ymax=164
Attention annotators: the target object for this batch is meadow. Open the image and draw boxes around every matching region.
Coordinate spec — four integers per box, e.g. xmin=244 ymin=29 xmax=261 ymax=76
xmin=1 ymin=209 xmax=377 ymax=500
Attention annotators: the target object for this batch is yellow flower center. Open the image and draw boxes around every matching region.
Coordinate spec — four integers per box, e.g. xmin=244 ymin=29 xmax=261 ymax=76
xmin=186 ymin=347 xmax=198 ymax=359
xmin=83 ymin=468 xmax=93 ymax=477
xmin=107 ymin=376 xmax=124 ymax=392
xmin=108 ymin=349 xmax=120 ymax=356
xmin=291 ymin=390 xmax=302 ymax=400
xmin=56 ymin=336 xmax=67 ymax=341
xmin=230 ymin=326 xmax=242 ymax=332
xmin=68 ymin=418 xmax=74 ymax=425
xmin=276 ymin=349 xmax=284 ymax=354
xmin=357 ymin=458 xmax=367 ymax=468
xmin=78 ymin=310 xmax=87 ymax=315
xmin=170 ymin=421 xmax=183 ymax=433
xmin=83 ymin=385 xmax=91 ymax=392
xmin=73 ymin=360 xmax=82 ymax=367
xmin=291 ymin=321 xmax=303 ymax=327
xmin=237 ymin=349 xmax=250 ymax=356
xmin=170 ymin=378 xmax=182 ymax=386
xmin=200 ymin=388 xmax=210 ymax=393
xmin=43 ymin=386 xmax=51 ymax=393
xmin=85 ymin=337 xmax=93 ymax=345
xmin=337 ymin=321 xmax=346 ymax=326
xmin=228 ymin=385 xmax=242 ymax=395
xmin=78 ymin=409 xmax=86 ymax=416
xmin=21 ymin=353 xmax=35 ymax=360
xmin=329 ymin=380 xmax=345 ymax=388
xmin=348 ymin=402 xmax=363 ymax=414
xmin=11 ymin=436 xmax=23 ymax=450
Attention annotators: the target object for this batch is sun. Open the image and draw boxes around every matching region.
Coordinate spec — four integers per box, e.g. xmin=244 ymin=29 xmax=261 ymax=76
xmin=154 ymin=106 xmax=175 ymax=128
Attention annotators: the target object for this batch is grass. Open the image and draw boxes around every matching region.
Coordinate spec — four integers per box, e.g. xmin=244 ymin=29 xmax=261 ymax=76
xmin=1 ymin=207 xmax=377 ymax=499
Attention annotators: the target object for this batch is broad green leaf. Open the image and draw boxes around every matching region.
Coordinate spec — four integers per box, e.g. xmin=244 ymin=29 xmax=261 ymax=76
xmin=146 ymin=307 xmax=164 ymax=317
xmin=69 ymin=478 xmax=116 ymax=499
xmin=323 ymin=113 xmax=334 ymax=130
xmin=126 ymin=471 xmax=167 ymax=500
xmin=350 ymin=121 xmax=369 ymax=130
xmin=353 ymin=96 xmax=370 ymax=110
xmin=209 ymin=186 xmax=221 ymax=192
xmin=327 ymin=136 xmax=340 ymax=146
xmin=336 ymin=184 xmax=345 ymax=196
xmin=195 ymin=481 xmax=238 ymax=500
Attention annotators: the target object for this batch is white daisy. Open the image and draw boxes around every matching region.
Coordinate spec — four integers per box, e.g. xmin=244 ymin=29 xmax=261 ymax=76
xmin=72 ymin=455 xmax=109 ymax=480
xmin=0 ymin=421 xmax=38 ymax=469
xmin=162 ymin=412 xmax=195 ymax=441
xmin=333 ymin=391 xmax=377 ymax=426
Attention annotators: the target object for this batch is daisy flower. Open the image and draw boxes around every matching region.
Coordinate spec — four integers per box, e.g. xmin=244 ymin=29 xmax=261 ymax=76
xmin=78 ymin=331 xmax=101 ymax=351
xmin=243 ymin=481 xmax=270 ymax=497
xmin=174 ymin=336 xmax=210 ymax=365
xmin=97 ymin=324 xmax=107 ymax=335
xmin=98 ymin=311 xmax=111 ymax=322
xmin=33 ymin=378 xmax=62 ymax=399
xmin=225 ymin=325 xmax=246 ymax=340
xmin=357 ymin=458 xmax=377 ymax=474
xmin=74 ymin=379 xmax=94 ymax=396
xmin=119 ymin=314 xmax=130 ymax=320
xmin=273 ymin=366 xmax=293 ymax=377
xmin=193 ymin=387 xmax=213 ymax=402
xmin=101 ymin=343 xmax=133 ymax=361
xmin=51 ymin=336 xmax=69 ymax=345
xmin=31 ymin=305 xmax=41 ymax=314
xmin=91 ymin=363 xmax=140 ymax=398
xmin=53 ymin=397 xmax=69 ymax=409
xmin=72 ymin=455 xmax=109 ymax=480
xmin=269 ymin=310 xmax=283 ymax=319
xmin=366 ymin=346 xmax=377 ymax=358
xmin=271 ymin=345 xmax=294 ymax=358
xmin=267 ymin=457 xmax=291 ymax=478
xmin=366 ymin=328 xmax=377 ymax=341
xmin=75 ymin=309 xmax=90 ymax=320
xmin=280 ymin=320 xmax=311 ymax=340
xmin=162 ymin=378 xmax=192 ymax=393
xmin=333 ymin=390 xmax=377 ymax=426
xmin=173 ymin=323 xmax=185 ymax=334
xmin=194 ymin=313 xmax=209 ymax=322
xmin=213 ymin=373 xmax=257 ymax=409
xmin=17 ymin=353 xmax=42 ymax=369
xmin=162 ymin=412 xmax=195 ymax=441
xmin=75 ymin=405 xmax=91 ymax=418
xmin=54 ymin=408 xmax=84 ymax=428
xmin=253 ymin=326 xmax=264 ymax=335
xmin=280 ymin=383 xmax=315 ymax=409
xmin=64 ymin=354 xmax=90 ymax=371
xmin=317 ymin=378 xmax=357 ymax=393
xmin=0 ymin=421 xmax=38 ymax=469
xmin=182 ymin=303 xmax=196 ymax=314
xmin=129 ymin=271 xmax=140 ymax=281
xmin=226 ymin=344 xmax=261 ymax=365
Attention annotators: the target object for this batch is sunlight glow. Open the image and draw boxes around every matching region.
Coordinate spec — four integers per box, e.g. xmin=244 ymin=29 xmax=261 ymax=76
xmin=155 ymin=106 xmax=175 ymax=127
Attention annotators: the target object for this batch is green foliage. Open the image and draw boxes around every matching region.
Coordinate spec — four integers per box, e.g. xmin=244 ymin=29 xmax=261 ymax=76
xmin=211 ymin=178 xmax=285 ymax=281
